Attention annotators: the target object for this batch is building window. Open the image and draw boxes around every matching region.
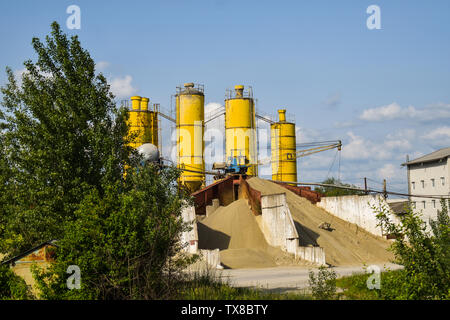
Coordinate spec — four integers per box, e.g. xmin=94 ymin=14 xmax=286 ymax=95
xmin=422 ymin=201 xmax=426 ymax=209
xmin=412 ymin=182 xmax=415 ymax=190
xmin=431 ymin=178 xmax=435 ymax=187
xmin=441 ymin=177 xmax=445 ymax=186
xmin=432 ymin=200 xmax=436 ymax=208
xmin=421 ymin=180 xmax=425 ymax=188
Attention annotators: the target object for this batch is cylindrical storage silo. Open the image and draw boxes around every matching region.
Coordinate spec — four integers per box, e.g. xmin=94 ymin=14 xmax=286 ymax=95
xmin=176 ymin=83 xmax=205 ymax=192
xmin=224 ymin=85 xmax=258 ymax=176
xmin=127 ymin=96 xmax=155 ymax=149
xmin=150 ymin=103 xmax=159 ymax=147
xmin=271 ymin=109 xmax=297 ymax=184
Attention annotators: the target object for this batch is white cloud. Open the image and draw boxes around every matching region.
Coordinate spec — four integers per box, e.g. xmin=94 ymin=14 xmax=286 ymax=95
xmin=342 ymin=132 xmax=373 ymax=160
xmin=109 ymin=75 xmax=137 ymax=98
xmin=341 ymin=132 xmax=382 ymax=160
xmin=296 ymin=126 xmax=322 ymax=144
xmin=422 ymin=126 xmax=450 ymax=140
xmin=96 ymin=61 xmax=110 ymax=71
xmin=204 ymin=102 xmax=223 ymax=116
xmin=386 ymin=129 xmax=416 ymax=141
xmin=204 ymin=102 xmax=226 ymax=165
xmin=13 ymin=68 xmax=28 ymax=87
xmin=341 ymin=131 xmax=414 ymax=161
xmin=377 ymin=163 xmax=403 ymax=181
xmin=421 ymin=126 xmax=450 ymax=148
xmin=14 ymin=67 xmax=52 ymax=85
xmin=384 ymin=139 xmax=412 ymax=151
xmin=359 ymin=102 xmax=450 ymax=122
xmin=420 ymin=103 xmax=450 ymax=121
xmin=204 ymin=102 xmax=224 ymax=131
xmin=14 ymin=68 xmax=27 ymax=81
xmin=360 ymin=102 xmax=415 ymax=121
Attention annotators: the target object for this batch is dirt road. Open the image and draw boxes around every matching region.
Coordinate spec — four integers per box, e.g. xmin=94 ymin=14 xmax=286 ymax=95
xmin=219 ymin=263 xmax=403 ymax=292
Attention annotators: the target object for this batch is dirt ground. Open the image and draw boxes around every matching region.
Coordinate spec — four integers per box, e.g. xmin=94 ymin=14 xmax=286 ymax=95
xmin=197 ymin=178 xmax=394 ymax=268
xmin=197 ymin=199 xmax=308 ymax=269
xmin=247 ymin=177 xmax=394 ymax=266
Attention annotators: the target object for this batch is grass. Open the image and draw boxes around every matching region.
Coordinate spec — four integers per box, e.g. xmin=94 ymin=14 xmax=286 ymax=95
xmin=336 ymin=269 xmax=406 ymax=300
xmin=177 ymin=268 xmax=312 ymax=300
xmin=178 ymin=267 xmax=408 ymax=300
xmin=336 ymin=272 xmax=381 ymax=300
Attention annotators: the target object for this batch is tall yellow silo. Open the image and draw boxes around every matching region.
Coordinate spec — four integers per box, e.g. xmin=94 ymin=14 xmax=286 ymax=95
xmin=149 ymin=102 xmax=159 ymax=147
xmin=225 ymin=85 xmax=258 ymax=176
xmin=127 ymin=96 xmax=158 ymax=149
xmin=176 ymin=83 xmax=205 ymax=192
xmin=271 ymin=109 xmax=297 ymax=184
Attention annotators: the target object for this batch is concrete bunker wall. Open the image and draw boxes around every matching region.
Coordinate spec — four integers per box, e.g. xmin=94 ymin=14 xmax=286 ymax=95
xmin=260 ymin=193 xmax=298 ymax=248
xmin=316 ymin=194 xmax=400 ymax=238
xmin=260 ymin=193 xmax=326 ymax=266
xmin=181 ymin=205 xmax=222 ymax=268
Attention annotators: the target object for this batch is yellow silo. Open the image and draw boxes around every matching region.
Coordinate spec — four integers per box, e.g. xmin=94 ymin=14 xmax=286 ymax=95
xmin=149 ymin=102 xmax=159 ymax=147
xmin=225 ymin=85 xmax=258 ymax=176
xmin=271 ymin=109 xmax=297 ymax=184
xmin=127 ymin=96 xmax=158 ymax=149
xmin=176 ymin=83 xmax=205 ymax=192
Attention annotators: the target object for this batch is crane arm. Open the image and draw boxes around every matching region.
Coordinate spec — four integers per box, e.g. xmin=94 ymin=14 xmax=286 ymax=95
xmin=257 ymin=140 xmax=342 ymax=164
xmin=255 ymin=114 xmax=275 ymax=124
xmin=158 ymin=111 xmax=176 ymax=123
xmin=288 ymin=141 xmax=341 ymax=159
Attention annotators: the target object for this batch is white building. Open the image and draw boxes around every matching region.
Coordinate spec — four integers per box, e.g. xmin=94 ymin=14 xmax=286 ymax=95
xmin=402 ymin=147 xmax=450 ymax=229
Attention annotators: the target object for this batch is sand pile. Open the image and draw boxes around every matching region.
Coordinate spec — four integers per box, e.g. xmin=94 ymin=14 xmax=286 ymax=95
xmin=197 ymin=199 xmax=303 ymax=269
xmin=247 ymin=177 xmax=394 ymax=266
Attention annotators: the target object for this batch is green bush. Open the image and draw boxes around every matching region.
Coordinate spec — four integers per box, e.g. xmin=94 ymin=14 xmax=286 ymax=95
xmin=373 ymin=199 xmax=450 ymax=299
xmin=314 ymin=178 xmax=365 ymax=197
xmin=308 ymin=266 xmax=337 ymax=300
xmin=32 ymin=164 xmax=194 ymax=300
xmin=0 ymin=264 xmax=33 ymax=300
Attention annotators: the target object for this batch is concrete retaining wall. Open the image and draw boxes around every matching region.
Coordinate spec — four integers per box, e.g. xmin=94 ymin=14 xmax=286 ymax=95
xmin=181 ymin=205 xmax=222 ymax=268
xmin=296 ymin=246 xmax=326 ymax=266
xmin=181 ymin=205 xmax=198 ymax=254
xmin=199 ymin=249 xmax=221 ymax=268
xmin=260 ymin=193 xmax=326 ymax=265
xmin=316 ymin=194 xmax=400 ymax=237
xmin=261 ymin=193 xmax=298 ymax=249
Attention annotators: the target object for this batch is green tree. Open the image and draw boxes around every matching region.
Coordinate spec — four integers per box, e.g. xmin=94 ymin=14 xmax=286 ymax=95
xmin=33 ymin=164 xmax=194 ymax=300
xmin=1 ymin=22 xmax=194 ymax=299
xmin=0 ymin=21 xmax=132 ymax=255
xmin=0 ymin=264 xmax=33 ymax=300
xmin=0 ymin=130 xmax=11 ymax=245
xmin=314 ymin=177 xmax=365 ymax=197
xmin=374 ymin=199 xmax=450 ymax=299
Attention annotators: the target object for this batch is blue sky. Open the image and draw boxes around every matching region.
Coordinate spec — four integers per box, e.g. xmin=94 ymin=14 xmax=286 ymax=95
xmin=1 ymin=0 xmax=450 ymax=194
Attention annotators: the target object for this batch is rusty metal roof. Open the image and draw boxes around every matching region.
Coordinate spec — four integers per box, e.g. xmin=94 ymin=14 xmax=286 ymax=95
xmin=1 ymin=240 xmax=58 ymax=265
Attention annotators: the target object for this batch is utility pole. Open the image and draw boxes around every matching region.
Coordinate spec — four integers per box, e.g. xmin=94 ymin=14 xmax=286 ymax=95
xmin=364 ymin=177 xmax=368 ymax=195
xmin=383 ymin=179 xmax=387 ymax=199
